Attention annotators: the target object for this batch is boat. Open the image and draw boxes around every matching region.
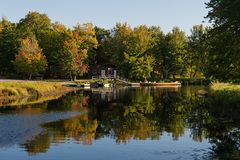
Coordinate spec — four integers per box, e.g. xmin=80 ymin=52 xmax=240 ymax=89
xmin=78 ymin=83 xmax=90 ymax=88
xmin=140 ymin=81 xmax=181 ymax=87
xmin=90 ymin=82 xmax=104 ymax=88
xmin=130 ymin=83 xmax=140 ymax=87
xmin=104 ymin=83 xmax=111 ymax=87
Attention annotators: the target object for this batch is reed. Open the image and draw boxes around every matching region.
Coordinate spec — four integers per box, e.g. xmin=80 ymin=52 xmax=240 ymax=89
xmin=211 ymin=82 xmax=240 ymax=91
xmin=210 ymin=82 xmax=240 ymax=107
xmin=0 ymin=81 xmax=66 ymax=98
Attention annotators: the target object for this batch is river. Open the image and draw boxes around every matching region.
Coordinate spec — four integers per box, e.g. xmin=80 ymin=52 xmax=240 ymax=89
xmin=0 ymin=86 xmax=239 ymax=160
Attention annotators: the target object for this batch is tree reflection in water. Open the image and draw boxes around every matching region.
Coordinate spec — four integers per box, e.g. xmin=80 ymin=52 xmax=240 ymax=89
xmin=3 ymin=86 xmax=239 ymax=159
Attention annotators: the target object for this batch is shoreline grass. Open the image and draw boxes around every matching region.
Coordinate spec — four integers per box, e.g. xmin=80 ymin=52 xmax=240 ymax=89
xmin=209 ymin=83 xmax=240 ymax=107
xmin=0 ymin=81 xmax=63 ymax=97
xmin=210 ymin=82 xmax=240 ymax=91
xmin=0 ymin=81 xmax=77 ymax=106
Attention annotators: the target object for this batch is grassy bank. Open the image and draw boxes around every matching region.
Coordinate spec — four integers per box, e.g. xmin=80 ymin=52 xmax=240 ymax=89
xmin=0 ymin=81 xmax=76 ymax=106
xmin=211 ymin=82 xmax=240 ymax=91
xmin=0 ymin=81 xmax=65 ymax=97
xmin=209 ymin=83 xmax=240 ymax=107
xmin=175 ymin=78 xmax=210 ymax=85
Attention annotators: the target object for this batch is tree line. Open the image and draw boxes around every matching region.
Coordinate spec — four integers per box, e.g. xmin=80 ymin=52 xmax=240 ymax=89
xmin=0 ymin=0 xmax=239 ymax=82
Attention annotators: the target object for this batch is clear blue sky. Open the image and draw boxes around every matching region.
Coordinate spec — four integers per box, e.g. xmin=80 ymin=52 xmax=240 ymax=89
xmin=0 ymin=0 xmax=209 ymax=34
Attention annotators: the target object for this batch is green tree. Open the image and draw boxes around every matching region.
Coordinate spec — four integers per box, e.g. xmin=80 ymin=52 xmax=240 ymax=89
xmin=157 ymin=27 xmax=187 ymax=80
xmin=187 ymin=25 xmax=208 ymax=78
xmin=88 ymin=27 xmax=111 ymax=69
xmin=205 ymin=0 xmax=240 ymax=82
xmin=39 ymin=22 xmax=71 ymax=77
xmin=108 ymin=23 xmax=155 ymax=80
xmin=13 ymin=36 xmax=48 ymax=79
xmin=124 ymin=53 xmax=155 ymax=80
xmin=148 ymin=26 xmax=165 ymax=79
xmin=167 ymin=27 xmax=187 ymax=79
xmin=110 ymin=23 xmax=132 ymax=72
xmin=123 ymin=25 xmax=155 ymax=80
xmin=17 ymin=11 xmax=51 ymax=38
xmin=0 ymin=18 xmax=20 ymax=75
xmin=206 ymin=0 xmax=240 ymax=31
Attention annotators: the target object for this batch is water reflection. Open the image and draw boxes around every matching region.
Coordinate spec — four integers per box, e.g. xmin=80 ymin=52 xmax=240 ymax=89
xmin=0 ymin=86 xmax=240 ymax=159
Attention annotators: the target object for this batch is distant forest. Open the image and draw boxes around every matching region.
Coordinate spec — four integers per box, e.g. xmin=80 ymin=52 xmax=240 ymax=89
xmin=0 ymin=0 xmax=239 ymax=82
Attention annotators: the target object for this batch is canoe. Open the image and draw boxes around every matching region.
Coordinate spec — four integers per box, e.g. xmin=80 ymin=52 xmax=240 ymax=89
xmin=140 ymin=82 xmax=181 ymax=87
xmin=78 ymin=83 xmax=90 ymax=88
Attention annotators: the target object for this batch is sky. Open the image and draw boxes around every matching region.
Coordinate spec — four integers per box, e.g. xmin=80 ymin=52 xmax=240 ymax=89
xmin=0 ymin=0 xmax=210 ymax=34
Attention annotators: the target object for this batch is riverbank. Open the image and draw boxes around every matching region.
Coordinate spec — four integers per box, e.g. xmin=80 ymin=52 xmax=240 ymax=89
xmin=0 ymin=81 xmax=78 ymax=106
xmin=175 ymin=78 xmax=210 ymax=85
xmin=211 ymin=82 xmax=240 ymax=91
xmin=209 ymin=83 xmax=240 ymax=107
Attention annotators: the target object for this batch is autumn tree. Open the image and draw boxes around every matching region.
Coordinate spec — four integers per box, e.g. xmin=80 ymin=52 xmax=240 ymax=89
xmin=13 ymin=37 xmax=48 ymax=79
xmin=17 ymin=12 xmax=52 ymax=64
xmin=62 ymin=23 xmax=98 ymax=81
xmin=73 ymin=23 xmax=98 ymax=74
xmin=62 ymin=38 xmax=88 ymax=81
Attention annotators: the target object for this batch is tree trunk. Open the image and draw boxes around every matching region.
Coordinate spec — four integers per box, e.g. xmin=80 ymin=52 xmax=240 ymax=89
xmin=73 ymin=75 xmax=77 ymax=81
xmin=29 ymin=74 xmax=32 ymax=80
xmin=164 ymin=70 xmax=169 ymax=80
xmin=192 ymin=71 xmax=197 ymax=78
xmin=69 ymin=73 xmax=73 ymax=81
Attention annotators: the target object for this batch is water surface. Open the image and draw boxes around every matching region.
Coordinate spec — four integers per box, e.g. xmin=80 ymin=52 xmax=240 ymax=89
xmin=0 ymin=86 xmax=239 ymax=160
